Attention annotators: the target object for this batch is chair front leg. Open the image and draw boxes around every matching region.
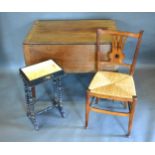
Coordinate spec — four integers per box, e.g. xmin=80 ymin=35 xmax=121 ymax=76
xmin=128 ymin=96 xmax=137 ymax=136
xmin=85 ymin=91 xmax=91 ymax=128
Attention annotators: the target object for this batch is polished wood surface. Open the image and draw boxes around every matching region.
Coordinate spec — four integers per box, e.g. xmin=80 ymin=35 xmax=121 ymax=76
xmin=24 ymin=20 xmax=116 ymax=45
xmin=23 ymin=20 xmax=117 ymax=73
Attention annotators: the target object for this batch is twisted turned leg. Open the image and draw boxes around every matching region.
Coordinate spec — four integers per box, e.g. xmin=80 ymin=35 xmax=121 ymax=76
xmin=24 ymin=81 xmax=39 ymax=130
xmin=53 ymin=77 xmax=65 ymax=118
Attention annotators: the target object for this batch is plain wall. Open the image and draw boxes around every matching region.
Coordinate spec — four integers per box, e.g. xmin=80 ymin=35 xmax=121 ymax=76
xmin=0 ymin=12 xmax=155 ymax=70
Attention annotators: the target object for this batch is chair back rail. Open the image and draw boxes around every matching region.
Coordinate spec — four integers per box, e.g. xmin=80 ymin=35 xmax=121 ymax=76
xmin=96 ymin=29 xmax=144 ymax=75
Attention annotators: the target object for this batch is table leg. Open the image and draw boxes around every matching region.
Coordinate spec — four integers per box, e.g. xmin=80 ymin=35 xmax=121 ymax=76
xmin=31 ymin=86 xmax=36 ymax=98
xmin=24 ymin=82 xmax=39 ymax=130
xmin=53 ymin=78 xmax=65 ymax=118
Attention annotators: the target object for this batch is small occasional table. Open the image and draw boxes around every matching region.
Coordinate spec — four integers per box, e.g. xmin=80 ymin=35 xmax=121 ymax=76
xmin=20 ymin=59 xmax=65 ymax=130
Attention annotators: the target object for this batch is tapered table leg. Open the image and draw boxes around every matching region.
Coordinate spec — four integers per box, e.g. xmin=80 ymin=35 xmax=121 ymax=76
xmin=85 ymin=92 xmax=90 ymax=128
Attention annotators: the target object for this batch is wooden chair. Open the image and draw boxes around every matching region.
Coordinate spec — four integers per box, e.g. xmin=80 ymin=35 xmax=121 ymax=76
xmin=85 ymin=29 xmax=143 ymax=136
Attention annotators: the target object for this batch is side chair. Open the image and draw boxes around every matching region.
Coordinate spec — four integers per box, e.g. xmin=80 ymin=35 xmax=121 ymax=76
xmin=85 ymin=29 xmax=143 ymax=136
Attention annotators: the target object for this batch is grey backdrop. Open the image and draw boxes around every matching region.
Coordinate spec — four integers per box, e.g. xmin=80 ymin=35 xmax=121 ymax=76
xmin=0 ymin=12 xmax=155 ymax=70
xmin=1 ymin=13 xmax=155 ymax=141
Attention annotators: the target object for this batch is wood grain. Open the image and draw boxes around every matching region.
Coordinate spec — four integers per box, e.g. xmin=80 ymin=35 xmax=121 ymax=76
xmin=23 ymin=20 xmax=116 ymax=73
xmin=24 ymin=20 xmax=117 ymax=45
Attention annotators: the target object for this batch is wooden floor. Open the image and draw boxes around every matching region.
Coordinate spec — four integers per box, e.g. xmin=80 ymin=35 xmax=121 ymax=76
xmin=0 ymin=66 xmax=155 ymax=141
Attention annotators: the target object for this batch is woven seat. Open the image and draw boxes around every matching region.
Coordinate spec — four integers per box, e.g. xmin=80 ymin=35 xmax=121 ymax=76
xmin=85 ymin=29 xmax=143 ymax=136
xmin=89 ymin=71 xmax=136 ymax=101
xmin=21 ymin=60 xmax=62 ymax=82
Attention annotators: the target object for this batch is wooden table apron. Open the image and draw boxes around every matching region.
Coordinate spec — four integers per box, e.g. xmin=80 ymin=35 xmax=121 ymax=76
xmin=23 ymin=20 xmax=117 ymax=73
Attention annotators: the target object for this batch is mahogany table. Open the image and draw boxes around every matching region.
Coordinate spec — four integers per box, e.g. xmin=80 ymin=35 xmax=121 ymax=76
xmin=23 ymin=20 xmax=116 ymax=73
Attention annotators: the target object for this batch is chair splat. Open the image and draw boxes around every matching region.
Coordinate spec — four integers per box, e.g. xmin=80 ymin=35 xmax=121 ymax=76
xmin=109 ymin=35 xmax=127 ymax=63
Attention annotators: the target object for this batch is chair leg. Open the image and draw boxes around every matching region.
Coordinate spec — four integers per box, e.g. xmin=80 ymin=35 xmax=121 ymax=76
xmin=127 ymin=97 xmax=137 ymax=136
xmin=85 ymin=92 xmax=91 ymax=128
xmin=95 ymin=97 xmax=99 ymax=104
xmin=124 ymin=102 xmax=128 ymax=109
